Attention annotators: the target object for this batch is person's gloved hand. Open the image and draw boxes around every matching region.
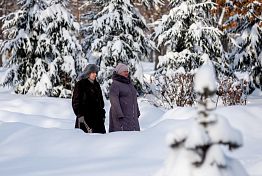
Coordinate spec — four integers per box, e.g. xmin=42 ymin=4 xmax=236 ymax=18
xmin=78 ymin=116 xmax=85 ymax=123
xmin=78 ymin=116 xmax=93 ymax=133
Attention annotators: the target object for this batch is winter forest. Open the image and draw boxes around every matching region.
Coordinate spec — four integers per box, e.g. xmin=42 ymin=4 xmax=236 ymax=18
xmin=0 ymin=0 xmax=261 ymax=103
xmin=0 ymin=0 xmax=262 ymax=176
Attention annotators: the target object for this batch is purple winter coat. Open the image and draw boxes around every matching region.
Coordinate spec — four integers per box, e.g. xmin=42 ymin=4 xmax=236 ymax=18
xmin=109 ymin=73 xmax=140 ymax=132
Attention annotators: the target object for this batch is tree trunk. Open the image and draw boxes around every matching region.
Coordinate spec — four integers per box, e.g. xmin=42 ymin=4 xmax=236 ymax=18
xmin=154 ymin=49 xmax=160 ymax=70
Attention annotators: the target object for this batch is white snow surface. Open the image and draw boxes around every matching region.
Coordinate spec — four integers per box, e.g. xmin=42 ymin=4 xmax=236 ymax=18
xmin=0 ymin=66 xmax=262 ymax=176
xmin=194 ymin=55 xmax=217 ymax=94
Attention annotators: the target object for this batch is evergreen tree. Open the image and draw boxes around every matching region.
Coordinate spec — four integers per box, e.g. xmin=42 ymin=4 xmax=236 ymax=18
xmin=80 ymin=0 xmax=103 ymax=64
xmin=1 ymin=0 xmax=48 ymax=93
xmin=38 ymin=0 xmax=86 ymax=97
xmin=224 ymin=0 xmax=262 ymax=90
xmin=136 ymin=0 xmax=162 ymax=8
xmin=1 ymin=0 xmax=86 ymax=97
xmin=153 ymin=0 xmax=224 ymax=108
xmin=157 ymin=58 xmax=248 ymax=176
xmin=87 ymin=0 xmax=154 ymax=97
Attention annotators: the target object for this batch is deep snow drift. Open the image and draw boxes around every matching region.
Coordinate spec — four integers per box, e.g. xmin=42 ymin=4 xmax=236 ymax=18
xmin=0 ymin=86 xmax=262 ymax=176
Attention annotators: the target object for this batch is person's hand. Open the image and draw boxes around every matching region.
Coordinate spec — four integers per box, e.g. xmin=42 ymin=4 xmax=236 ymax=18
xmin=78 ymin=116 xmax=93 ymax=133
xmin=78 ymin=116 xmax=85 ymax=123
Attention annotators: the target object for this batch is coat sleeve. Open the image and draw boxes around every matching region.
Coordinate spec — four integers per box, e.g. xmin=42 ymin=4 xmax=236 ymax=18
xmin=98 ymin=83 xmax=105 ymax=109
xmin=137 ymin=102 xmax=140 ymax=118
xmin=97 ymin=83 xmax=106 ymax=119
xmin=72 ymin=81 xmax=83 ymax=117
xmin=109 ymin=83 xmax=124 ymax=119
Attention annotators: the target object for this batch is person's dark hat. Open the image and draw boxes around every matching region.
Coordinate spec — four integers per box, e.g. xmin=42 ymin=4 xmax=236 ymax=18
xmin=78 ymin=64 xmax=99 ymax=80
xmin=84 ymin=64 xmax=99 ymax=75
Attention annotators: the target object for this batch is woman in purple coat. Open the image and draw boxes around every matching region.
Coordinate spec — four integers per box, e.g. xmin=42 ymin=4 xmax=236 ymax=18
xmin=109 ymin=63 xmax=140 ymax=132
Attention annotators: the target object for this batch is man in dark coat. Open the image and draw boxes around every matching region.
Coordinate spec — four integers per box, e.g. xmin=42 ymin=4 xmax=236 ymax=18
xmin=109 ymin=63 xmax=140 ymax=132
xmin=72 ymin=64 xmax=106 ymax=133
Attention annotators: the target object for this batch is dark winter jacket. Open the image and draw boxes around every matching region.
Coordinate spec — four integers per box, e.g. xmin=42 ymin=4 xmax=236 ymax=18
xmin=72 ymin=78 xmax=106 ymax=133
xmin=109 ymin=73 xmax=140 ymax=132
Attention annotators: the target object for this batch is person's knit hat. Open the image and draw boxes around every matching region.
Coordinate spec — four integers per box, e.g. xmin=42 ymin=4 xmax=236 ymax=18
xmin=114 ymin=63 xmax=128 ymax=74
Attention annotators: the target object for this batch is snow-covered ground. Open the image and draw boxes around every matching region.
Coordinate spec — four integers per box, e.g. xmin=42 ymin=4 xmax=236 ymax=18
xmin=0 ymin=67 xmax=262 ymax=176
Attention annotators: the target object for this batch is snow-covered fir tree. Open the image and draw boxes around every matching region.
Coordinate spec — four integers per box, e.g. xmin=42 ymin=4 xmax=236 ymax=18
xmin=156 ymin=58 xmax=248 ymax=176
xmin=1 ymin=0 xmax=48 ymax=92
xmin=153 ymin=0 xmax=225 ymax=108
xmin=225 ymin=0 xmax=262 ymax=90
xmin=80 ymin=0 xmax=103 ymax=64
xmin=1 ymin=0 xmax=86 ymax=97
xmin=37 ymin=0 xmax=86 ymax=97
xmin=136 ymin=0 xmax=162 ymax=8
xmin=86 ymin=0 xmax=154 ymax=97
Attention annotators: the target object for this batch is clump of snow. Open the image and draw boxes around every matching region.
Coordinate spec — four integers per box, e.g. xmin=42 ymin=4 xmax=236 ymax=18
xmin=194 ymin=54 xmax=217 ymax=94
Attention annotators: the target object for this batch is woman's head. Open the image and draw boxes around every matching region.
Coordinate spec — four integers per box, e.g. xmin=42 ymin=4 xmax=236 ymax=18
xmin=115 ymin=63 xmax=129 ymax=78
xmin=84 ymin=64 xmax=99 ymax=80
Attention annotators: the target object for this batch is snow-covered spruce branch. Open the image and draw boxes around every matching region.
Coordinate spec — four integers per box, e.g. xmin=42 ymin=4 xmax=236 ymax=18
xmin=200 ymin=26 xmax=224 ymax=35
xmin=191 ymin=2 xmax=217 ymax=8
